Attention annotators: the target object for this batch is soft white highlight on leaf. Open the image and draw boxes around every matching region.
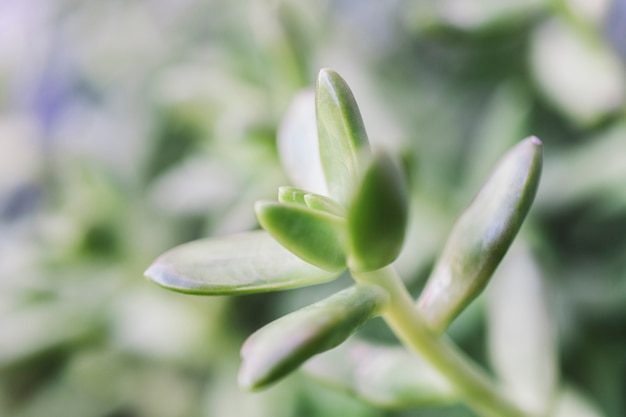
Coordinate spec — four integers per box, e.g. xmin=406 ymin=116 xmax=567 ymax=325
xmin=565 ymin=0 xmax=610 ymax=24
xmin=277 ymin=89 xmax=328 ymax=196
xmin=437 ymin=0 xmax=544 ymax=30
xmin=487 ymin=242 xmax=558 ymax=416
xmin=149 ymin=157 xmax=242 ymax=215
xmin=531 ymin=19 xmax=626 ymax=125
xmin=304 ymin=339 xmax=456 ymax=408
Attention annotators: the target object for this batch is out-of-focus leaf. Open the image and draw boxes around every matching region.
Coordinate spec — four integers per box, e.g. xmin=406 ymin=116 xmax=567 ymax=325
xmin=8 ymin=377 xmax=115 ymax=417
xmin=0 ymin=302 xmax=98 ymax=369
xmin=304 ymin=338 xmax=457 ymax=408
xmin=316 ymin=69 xmax=370 ymax=205
xmin=238 ymin=284 xmax=388 ymax=390
xmin=465 ymin=82 xmax=531 ymax=196
xmin=278 ymin=186 xmax=345 ymax=216
xmin=148 ymin=156 xmax=243 ymax=215
xmin=539 ymin=122 xmax=626 ymax=210
xmin=204 ymin=357 xmax=300 ymax=417
xmin=304 ymin=193 xmax=345 ymax=217
xmin=531 ymin=18 xmax=626 ymax=125
xmin=551 ymin=387 xmax=606 ymax=417
xmin=487 ymin=242 xmax=558 ymax=416
xmin=111 ymin=290 xmax=212 ymax=361
xmin=277 ymin=89 xmax=328 ymax=196
xmin=435 ymin=0 xmax=544 ymax=31
xmin=417 ymin=137 xmax=543 ymax=333
xmin=347 ymin=152 xmax=409 ymax=272
xmin=393 ymin=195 xmax=450 ymax=281
xmin=145 ymin=231 xmax=342 ymax=295
xmin=278 ymin=186 xmax=308 ymax=205
xmin=255 ymin=201 xmax=346 ymax=272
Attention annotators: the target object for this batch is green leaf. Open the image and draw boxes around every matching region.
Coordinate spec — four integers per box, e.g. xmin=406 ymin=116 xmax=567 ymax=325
xmin=417 ymin=137 xmax=543 ymax=333
xmin=347 ymin=152 xmax=409 ymax=272
xmin=487 ymin=243 xmax=558 ymax=416
xmin=255 ymin=201 xmax=346 ymax=272
xmin=304 ymin=339 xmax=457 ymax=408
xmin=304 ymin=193 xmax=345 ymax=217
xmin=551 ymin=387 xmax=606 ymax=417
xmin=238 ymin=284 xmax=388 ymax=390
xmin=0 ymin=302 xmax=100 ymax=369
xmin=145 ymin=231 xmax=342 ymax=295
xmin=278 ymin=186 xmax=308 ymax=205
xmin=278 ymin=186 xmax=345 ymax=216
xmin=316 ymin=69 xmax=370 ymax=205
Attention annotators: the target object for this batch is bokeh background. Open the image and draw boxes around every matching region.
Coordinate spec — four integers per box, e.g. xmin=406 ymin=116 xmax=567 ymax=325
xmin=1 ymin=0 xmax=625 ymax=416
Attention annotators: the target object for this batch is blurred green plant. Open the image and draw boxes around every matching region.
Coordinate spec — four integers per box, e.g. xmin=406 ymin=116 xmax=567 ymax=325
xmin=2 ymin=2 xmax=625 ymax=417
xmin=146 ymin=69 xmax=582 ymax=417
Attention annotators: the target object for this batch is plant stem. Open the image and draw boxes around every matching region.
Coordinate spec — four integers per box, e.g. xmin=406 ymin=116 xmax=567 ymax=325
xmin=353 ymin=266 xmax=536 ymax=417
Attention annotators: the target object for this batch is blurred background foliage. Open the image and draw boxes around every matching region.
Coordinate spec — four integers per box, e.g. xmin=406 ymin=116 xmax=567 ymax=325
xmin=0 ymin=0 xmax=625 ymax=416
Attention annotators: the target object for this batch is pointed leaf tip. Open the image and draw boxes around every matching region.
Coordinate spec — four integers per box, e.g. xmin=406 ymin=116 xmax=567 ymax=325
xmin=238 ymin=284 xmax=388 ymax=390
xmin=417 ymin=137 xmax=543 ymax=332
xmin=316 ymin=69 xmax=370 ymax=205
xmin=144 ymin=231 xmax=341 ymax=295
xmin=530 ymin=135 xmax=542 ymax=146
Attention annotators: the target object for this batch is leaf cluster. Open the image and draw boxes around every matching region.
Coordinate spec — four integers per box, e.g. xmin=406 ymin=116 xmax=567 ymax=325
xmin=146 ymin=69 xmax=547 ymax=415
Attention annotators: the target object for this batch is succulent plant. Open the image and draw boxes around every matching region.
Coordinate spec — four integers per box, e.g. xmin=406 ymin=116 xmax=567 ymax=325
xmin=145 ymin=69 xmax=566 ymax=417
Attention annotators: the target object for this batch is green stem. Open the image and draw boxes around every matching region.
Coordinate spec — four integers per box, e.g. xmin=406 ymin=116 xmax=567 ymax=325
xmin=353 ymin=266 xmax=536 ymax=417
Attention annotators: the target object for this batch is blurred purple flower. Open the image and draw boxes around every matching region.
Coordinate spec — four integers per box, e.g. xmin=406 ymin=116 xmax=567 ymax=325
xmin=30 ymin=54 xmax=77 ymax=134
xmin=605 ymin=0 xmax=626 ymax=61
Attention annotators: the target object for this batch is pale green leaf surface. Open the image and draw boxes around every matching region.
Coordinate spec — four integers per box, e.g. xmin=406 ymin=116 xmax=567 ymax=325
xmin=238 ymin=284 xmax=388 ymax=390
xmin=255 ymin=201 xmax=346 ymax=272
xmin=278 ymin=186 xmax=307 ymax=205
xmin=531 ymin=19 xmax=626 ymax=126
xmin=487 ymin=242 xmax=558 ymax=416
xmin=304 ymin=338 xmax=457 ymax=408
xmin=145 ymin=231 xmax=341 ymax=295
xmin=0 ymin=302 xmax=98 ymax=369
xmin=304 ymin=193 xmax=345 ymax=217
xmin=316 ymin=69 xmax=370 ymax=205
xmin=277 ymin=89 xmax=328 ymax=195
xmin=551 ymin=387 xmax=606 ymax=417
xmin=465 ymin=82 xmax=531 ymax=196
xmin=417 ymin=137 xmax=543 ymax=332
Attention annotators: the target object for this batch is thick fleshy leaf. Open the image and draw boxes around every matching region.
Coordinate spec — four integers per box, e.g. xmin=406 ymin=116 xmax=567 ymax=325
xmin=255 ymin=201 xmax=346 ymax=272
xmin=487 ymin=243 xmax=558 ymax=416
xmin=238 ymin=284 xmax=388 ymax=390
xmin=278 ymin=187 xmax=345 ymax=217
xmin=304 ymin=339 xmax=457 ymax=408
xmin=417 ymin=137 xmax=543 ymax=333
xmin=278 ymin=186 xmax=307 ymax=205
xmin=303 ymin=193 xmax=345 ymax=217
xmin=347 ymin=152 xmax=409 ymax=272
xmin=316 ymin=69 xmax=370 ymax=205
xmin=145 ymin=231 xmax=341 ymax=295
